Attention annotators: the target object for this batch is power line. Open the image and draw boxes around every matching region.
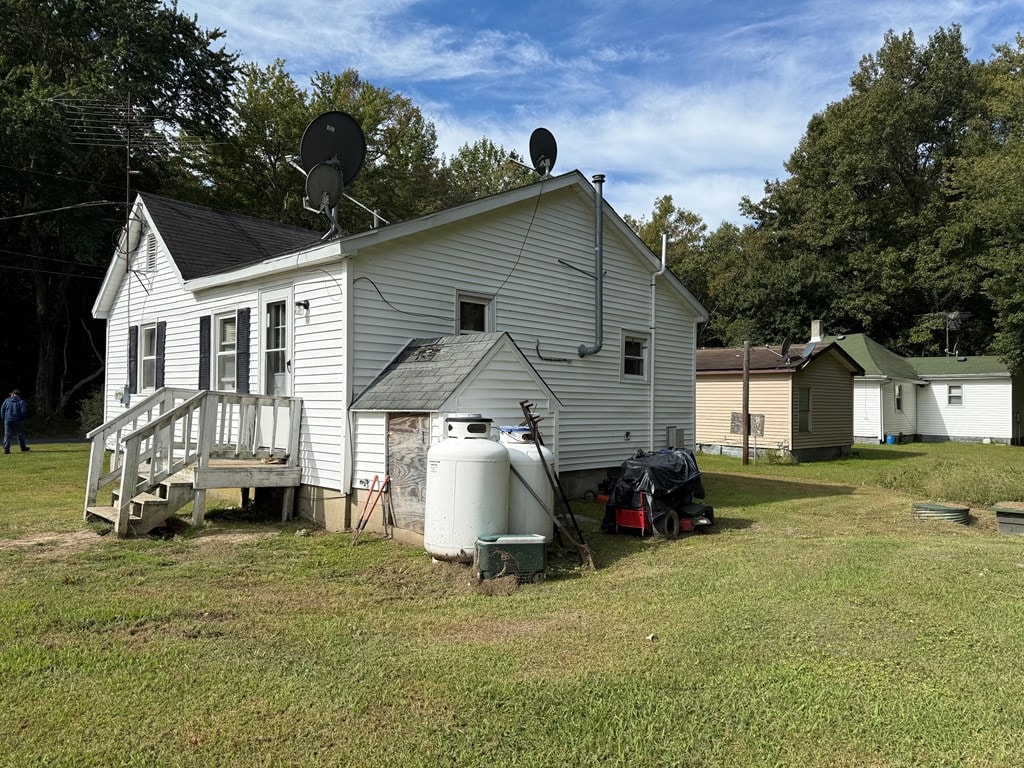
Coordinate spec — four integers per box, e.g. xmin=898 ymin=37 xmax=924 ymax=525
xmin=0 ymin=263 xmax=104 ymax=280
xmin=0 ymin=247 xmax=108 ymax=271
xmin=0 ymin=201 xmax=121 ymax=221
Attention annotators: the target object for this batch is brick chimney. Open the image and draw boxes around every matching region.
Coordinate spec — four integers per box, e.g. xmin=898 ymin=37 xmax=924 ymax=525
xmin=810 ymin=319 xmax=823 ymax=342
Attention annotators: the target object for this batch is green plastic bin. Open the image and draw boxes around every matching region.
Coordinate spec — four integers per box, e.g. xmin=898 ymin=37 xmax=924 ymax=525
xmin=474 ymin=534 xmax=547 ymax=583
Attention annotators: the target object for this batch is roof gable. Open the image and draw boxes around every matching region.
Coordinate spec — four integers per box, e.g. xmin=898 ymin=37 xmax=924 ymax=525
xmin=139 ymin=194 xmax=320 ymax=280
xmin=350 ymin=332 xmax=560 ymax=411
xmin=823 ymin=334 xmax=921 ymax=380
xmin=182 ymin=171 xmax=708 ymax=321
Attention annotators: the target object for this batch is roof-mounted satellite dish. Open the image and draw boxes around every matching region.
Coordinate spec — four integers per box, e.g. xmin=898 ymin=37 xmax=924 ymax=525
xmin=529 ymin=127 xmax=557 ymax=178
xmin=780 ymin=338 xmax=791 ymax=359
xmin=299 ymin=110 xmax=366 ymax=183
xmin=802 ymin=340 xmax=818 ymax=359
xmin=305 ymin=162 xmax=343 ymax=213
xmin=297 ymin=111 xmax=367 ymax=238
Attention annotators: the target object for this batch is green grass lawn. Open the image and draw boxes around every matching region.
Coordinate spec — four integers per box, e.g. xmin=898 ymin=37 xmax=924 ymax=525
xmin=1 ymin=442 xmax=1023 ymax=767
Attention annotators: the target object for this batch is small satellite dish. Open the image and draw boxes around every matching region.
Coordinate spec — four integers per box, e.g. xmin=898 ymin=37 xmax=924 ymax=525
xmin=802 ymin=340 xmax=818 ymax=359
xmin=299 ymin=111 xmax=367 ymax=185
xmin=305 ymin=162 xmax=343 ymax=213
xmin=780 ymin=338 xmax=791 ymax=358
xmin=529 ymin=127 xmax=557 ymax=178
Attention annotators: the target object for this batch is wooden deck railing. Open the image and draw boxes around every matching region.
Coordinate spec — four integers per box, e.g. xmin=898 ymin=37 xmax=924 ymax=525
xmin=84 ymin=389 xmax=302 ymax=535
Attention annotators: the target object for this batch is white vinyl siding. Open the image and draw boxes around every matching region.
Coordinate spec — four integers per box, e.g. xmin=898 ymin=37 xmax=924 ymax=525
xmin=917 ymin=378 xmax=1012 ymax=441
xmin=349 ymin=186 xmax=701 ymax=472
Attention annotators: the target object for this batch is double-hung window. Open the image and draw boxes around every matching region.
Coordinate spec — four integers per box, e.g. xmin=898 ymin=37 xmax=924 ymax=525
xmin=894 ymin=384 xmax=904 ymax=413
xmin=140 ymin=324 xmax=158 ymax=390
xmin=948 ymin=384 xmax=963 ymax=406
xmin=215 ymin=313 xmax=237 ymax=391
xmin=798 ymin=387 xmax=812 ymax=432
xmin=622 ymin=332 xmax=649 ymax=381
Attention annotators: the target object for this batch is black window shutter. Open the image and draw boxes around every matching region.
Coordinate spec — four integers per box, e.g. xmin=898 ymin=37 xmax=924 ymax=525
xmin=128 ymin=325 xmax=139 ymax=394
xmin=198 ymin=315 xmax=211 ymax=390
xmin=236 ymin=308 xmax=251 ymax=394
xmin=155 ymin=321 xmax=167 ymax=389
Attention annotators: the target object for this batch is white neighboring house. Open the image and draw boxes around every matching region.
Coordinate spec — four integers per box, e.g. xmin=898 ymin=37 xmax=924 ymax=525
xmin=823 ymin=331 xmax=1023 ymax=445
xmin=906 ymin=356 xmax=1024 ymax=445
xmin=91 ymin=171 xmax=707 ymax=534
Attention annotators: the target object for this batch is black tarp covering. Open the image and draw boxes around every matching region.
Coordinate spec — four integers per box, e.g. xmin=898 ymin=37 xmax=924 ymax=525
xmin=603 ymin=448 xmax=706 ymax=530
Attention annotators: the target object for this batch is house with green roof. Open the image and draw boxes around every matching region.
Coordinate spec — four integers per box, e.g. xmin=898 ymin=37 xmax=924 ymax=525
xmin=823 ymin=328 xmax=1023 ymax=445
xmin=821 ymin=333 xmax=925 ymax=443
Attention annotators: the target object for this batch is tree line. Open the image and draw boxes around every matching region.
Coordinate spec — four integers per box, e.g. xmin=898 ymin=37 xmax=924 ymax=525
xmin=627 ymin=26 xmax=1024 ymax=373
xmin=2 ymin=3 xmax=1022 ymax=419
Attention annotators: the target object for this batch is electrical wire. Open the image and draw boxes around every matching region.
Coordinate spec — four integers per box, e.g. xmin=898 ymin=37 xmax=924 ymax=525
xmin=0 ymin=200 xmax=121 ymax=221
xmin=353 ymin=276 xmax=450 ymax=320
xmin=491 ymin=177 xmax=547 ymax=298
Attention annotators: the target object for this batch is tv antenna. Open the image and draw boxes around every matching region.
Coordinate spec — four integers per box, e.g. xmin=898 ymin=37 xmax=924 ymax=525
xmin=509 ymin=127 xmax=558 ymax=179
xmin=288 ymin=110 xmax=382 ymax=239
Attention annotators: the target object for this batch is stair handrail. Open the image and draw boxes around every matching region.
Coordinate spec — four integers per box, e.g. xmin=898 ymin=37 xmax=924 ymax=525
xmin=85 ymin=389 xmax=303 ymax=534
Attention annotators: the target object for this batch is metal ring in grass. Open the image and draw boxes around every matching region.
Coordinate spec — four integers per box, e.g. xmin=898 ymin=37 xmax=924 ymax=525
xmin=912 ymin=501 xmax=971 ymax=524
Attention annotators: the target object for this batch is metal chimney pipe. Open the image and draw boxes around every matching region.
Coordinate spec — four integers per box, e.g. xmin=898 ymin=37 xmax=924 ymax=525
xmin=578 ymin=173 xmax=605 ymax=357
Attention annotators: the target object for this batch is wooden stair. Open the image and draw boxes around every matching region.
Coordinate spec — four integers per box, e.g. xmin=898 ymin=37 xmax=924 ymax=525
xmin=85 ymin=470 xmax=196 ymax=536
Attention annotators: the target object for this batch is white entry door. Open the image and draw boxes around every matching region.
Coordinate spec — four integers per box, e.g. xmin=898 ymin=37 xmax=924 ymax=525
xmin=261 ymin=289 xmax=291 ymax=397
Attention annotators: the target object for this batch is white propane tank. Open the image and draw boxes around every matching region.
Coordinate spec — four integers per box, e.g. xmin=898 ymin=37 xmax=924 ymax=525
xmin=424 ymin=415 xmax=510 ymax=562
xmin=500 ymin=427 xmax=555 ymax=542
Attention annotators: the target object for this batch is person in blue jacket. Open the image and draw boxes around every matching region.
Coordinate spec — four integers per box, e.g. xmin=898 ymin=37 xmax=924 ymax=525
xmin=2 ymin=389 xmax=30 ymax=454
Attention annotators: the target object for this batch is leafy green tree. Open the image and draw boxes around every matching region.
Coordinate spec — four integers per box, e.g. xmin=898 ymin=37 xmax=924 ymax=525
xmin=950 ymin=35 xmax=1024 ymax=371
xmin=741 ymin=26 xmax=986 ymax=354
xmin=191 ymin=65 xmax=451 ymax=234
xmin=0 ymin=0 xmax=237 ymax=417
xmin=438 ymin=138 xmax=534 ymax=208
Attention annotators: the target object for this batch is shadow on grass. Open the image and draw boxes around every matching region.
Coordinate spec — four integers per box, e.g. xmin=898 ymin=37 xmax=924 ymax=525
xmin=703 ymin=472 xmax=855 ymax=506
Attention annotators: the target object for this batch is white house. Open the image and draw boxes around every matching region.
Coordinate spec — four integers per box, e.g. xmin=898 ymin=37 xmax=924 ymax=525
xmin=822 ymin=331 xmax=1023 ymax=445
xmin=91 ymin=171 xmax=707 ymax=534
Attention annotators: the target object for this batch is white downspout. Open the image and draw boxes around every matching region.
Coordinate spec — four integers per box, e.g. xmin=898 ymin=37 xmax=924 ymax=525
xmin=649 ymin=233 xmax=668 ymax=450
xmin=879 ymin=380 xmax=886 ymax=443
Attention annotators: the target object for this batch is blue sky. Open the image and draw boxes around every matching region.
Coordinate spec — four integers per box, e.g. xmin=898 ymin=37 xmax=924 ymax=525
xmin=175 ymin=0 xmax=1020 ymax=228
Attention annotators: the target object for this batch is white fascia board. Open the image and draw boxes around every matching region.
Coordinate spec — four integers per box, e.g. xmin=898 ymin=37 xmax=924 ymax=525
xmin=183 ymin=238 xmax=348 ymax=292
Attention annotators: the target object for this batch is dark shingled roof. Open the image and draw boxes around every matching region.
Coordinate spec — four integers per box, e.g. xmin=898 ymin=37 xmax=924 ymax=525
xmin=697 ymin=342 xmax=863 ymax=374
xmin=352 ymin=333 xmax=513 ymax=411
xmin=141 ymin=193 xmax=321 ymax=280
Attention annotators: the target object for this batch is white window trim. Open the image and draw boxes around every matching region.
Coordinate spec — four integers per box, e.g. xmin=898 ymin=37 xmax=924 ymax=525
xmin=140 ymin=322 xmax=158 ymax=392
xmin=456 ymin=291 xmax=494 ymax=335
xmin=620 ymin=330 xmax=650 ymax=383
xmin=214 ymin=312 xmax=238 ymax=391
xmin=261 ymin=288 xmax=292 ymax=396
xmin=948 ymin=384 xmax=963 ymax=406
xmin=894 ymin=383 xmax=903 ymax=413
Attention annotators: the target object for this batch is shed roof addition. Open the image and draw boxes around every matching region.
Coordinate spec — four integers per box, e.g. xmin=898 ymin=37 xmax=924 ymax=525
xmin=351 ymin=332 xmax=558 ymax=411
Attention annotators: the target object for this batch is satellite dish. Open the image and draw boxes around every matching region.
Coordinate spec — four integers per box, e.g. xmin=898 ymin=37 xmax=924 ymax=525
xmin=529 ymin=127 xmax=557 ymax=178
xmin=802 ymin=340 xmax=818 ymax=359
xmin=299 ymin=111 xmax=367 ymax=186
xmin=305 ymin=162 xmax=343 ymax=213
xmin=780 ymin=338 xmax=791 ymax=359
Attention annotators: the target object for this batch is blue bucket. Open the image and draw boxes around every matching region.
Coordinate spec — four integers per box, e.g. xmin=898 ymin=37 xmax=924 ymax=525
xmin=886 ymin=434 xmax=897 ymax=445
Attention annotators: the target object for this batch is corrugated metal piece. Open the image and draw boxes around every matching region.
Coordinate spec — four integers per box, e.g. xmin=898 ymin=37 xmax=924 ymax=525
xmin=912 ymin=501 xmax=971 ymax=524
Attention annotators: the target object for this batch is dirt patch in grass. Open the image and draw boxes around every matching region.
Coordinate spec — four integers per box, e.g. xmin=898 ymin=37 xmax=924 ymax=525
xmin=0 ymin=530 xmax=103 ymax=557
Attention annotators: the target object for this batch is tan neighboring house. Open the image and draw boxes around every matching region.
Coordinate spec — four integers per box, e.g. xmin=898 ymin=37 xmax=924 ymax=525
xmin=695 ymin=342 xmax=864 ymax=461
